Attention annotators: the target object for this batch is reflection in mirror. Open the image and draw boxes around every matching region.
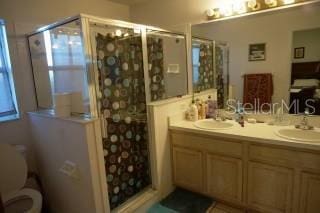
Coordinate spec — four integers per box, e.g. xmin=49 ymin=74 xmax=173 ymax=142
xmin=146 ymin=30 xmax=188 ymax=102
xmin=215 ymin=42 xmax=230 ymax=108
xmin=191 ymin=37 xmax=214 ymax=93
xmin=192 ymin=3 xmax=320 ymax=114
xmin=28 ymin=20 xmax=89 ymax=114
xmin=290 ymin=28 xmax=320 ymax=115
xmin=191 ymin=36 xmax=230 ymax=108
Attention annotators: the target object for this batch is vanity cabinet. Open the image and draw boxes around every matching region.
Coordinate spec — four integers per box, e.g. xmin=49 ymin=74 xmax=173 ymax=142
xmin=171 ymin=131 xmax=243 ymax=205
xmin=299 ymin=172 xmax=320 ymax=213
xmin=206 ymin=154 xmax=243 ymax=204
xmin=172 ymin=146 xmax=204 ymax=192
xmin=170 ymin=129 xmax=320 ymax=213
xmin=247 ymin=162 xmax=294 ymax=213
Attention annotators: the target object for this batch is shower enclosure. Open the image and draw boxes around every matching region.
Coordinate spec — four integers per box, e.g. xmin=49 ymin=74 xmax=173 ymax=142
xmin=27 ymin=14 xmax=188 ymax=211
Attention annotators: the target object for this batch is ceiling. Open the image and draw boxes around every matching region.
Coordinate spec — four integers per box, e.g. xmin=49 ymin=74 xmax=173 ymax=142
xmin=108 ymin=0 xmax=150 ymax=6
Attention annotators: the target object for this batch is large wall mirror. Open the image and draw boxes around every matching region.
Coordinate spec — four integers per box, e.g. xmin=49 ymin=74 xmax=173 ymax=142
xmin=191 ymin=3 xmax=320 ymax=114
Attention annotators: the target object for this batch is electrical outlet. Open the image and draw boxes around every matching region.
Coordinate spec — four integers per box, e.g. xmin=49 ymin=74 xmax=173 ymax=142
xmin=59 ymin=160 xmax=79 ymax=180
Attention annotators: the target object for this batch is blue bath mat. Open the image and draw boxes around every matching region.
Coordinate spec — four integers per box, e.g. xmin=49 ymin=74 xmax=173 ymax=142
xmin=147 ymin=204 xmax=178 ymax=213
xmin=149 ymin=188 xmax=214 ymax=213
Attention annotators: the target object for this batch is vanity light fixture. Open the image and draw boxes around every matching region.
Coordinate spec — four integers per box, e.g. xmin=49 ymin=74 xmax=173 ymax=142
xmin=206 ymin=0 xmax=314 ymax=20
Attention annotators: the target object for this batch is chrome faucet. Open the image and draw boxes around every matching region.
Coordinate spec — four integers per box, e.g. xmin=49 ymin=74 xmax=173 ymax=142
xmin=213 ymin=110 xmax=226 ymax=121
xmin=295 ymin=108 xmax=314 ymax=130
xmin=275 ymin=107 xmax=284 ymax=123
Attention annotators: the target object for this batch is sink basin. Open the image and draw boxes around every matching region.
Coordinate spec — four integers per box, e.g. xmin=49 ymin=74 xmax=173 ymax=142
xmin=194 ymin=119 xmax=234 ymax=130
xmin=275 ymin=128 xmax=320 ymax=143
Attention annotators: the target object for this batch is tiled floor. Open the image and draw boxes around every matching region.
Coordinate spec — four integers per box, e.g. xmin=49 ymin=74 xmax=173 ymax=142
xmin=207 ymin=203 xmax=245 ymax=213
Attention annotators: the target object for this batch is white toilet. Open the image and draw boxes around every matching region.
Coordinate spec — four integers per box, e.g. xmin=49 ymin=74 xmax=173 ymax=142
xmin=0 ymin=143 xmax=42 ymax=213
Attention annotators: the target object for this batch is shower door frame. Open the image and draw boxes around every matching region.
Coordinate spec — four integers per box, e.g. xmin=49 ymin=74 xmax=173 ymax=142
xmin=79 ymin=14 xmax=172 ymax=212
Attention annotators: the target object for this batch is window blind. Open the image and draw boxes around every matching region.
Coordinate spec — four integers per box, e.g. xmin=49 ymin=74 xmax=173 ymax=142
xmin=0 ymin=21 xmax=17 ymax=117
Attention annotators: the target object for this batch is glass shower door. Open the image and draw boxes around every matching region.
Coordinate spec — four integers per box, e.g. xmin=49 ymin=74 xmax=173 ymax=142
xmin=91 ymin=24 xmax=151 ymax=210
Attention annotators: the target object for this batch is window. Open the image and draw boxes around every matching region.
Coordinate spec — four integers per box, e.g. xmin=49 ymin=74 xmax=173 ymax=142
xmin=192 ymin=46 xmax=200 ymax=83
xmin=0 ymin=19 xmax=18 ymax=121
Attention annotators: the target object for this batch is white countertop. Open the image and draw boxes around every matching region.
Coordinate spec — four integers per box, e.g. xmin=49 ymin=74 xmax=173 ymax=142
xmin=169 ymin=119 xmax=320 ymax=151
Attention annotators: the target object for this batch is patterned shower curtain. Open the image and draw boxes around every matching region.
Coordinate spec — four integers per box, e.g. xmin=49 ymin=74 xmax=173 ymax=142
xmin=95 ymin=32 xmax=151 ymax=209
xmin=215 ymin=45 xmax=226 ymax=109
xmin=147 ymin=37 xmax=166 ymax=102
xmin=194 ymin=43 xmax=214 ymax=92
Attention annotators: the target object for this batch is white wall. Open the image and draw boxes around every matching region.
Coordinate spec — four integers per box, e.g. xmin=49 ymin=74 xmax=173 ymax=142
xmin=292 ymin=28 xmax=320 ymax=63
xmin=0 ymin=0 xmax=130 ymax=170
xmin=28 ymin=113 xmax=108 ymax=213
xmin=192 ymin=4 xmax=320 ymax=105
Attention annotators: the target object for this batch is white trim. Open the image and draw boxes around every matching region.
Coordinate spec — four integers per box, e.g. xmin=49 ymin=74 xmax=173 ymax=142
xmin=147 ymin=89 xmax=216 ymax=107
xmin=111 ymin=188 xmax=159 ymax=213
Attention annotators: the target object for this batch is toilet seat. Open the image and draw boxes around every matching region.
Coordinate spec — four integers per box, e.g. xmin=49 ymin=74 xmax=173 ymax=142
xmin=0 ymin=144 xmax=42 ymax=213
xmin=3 ymin=188 xmax=42 ymax=213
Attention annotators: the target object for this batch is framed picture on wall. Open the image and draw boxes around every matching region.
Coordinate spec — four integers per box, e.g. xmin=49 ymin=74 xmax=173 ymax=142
xmin=294 ymin=47 xmax=305 ymax=59
xmin=249 ymin=43 xmax=266 ymax=61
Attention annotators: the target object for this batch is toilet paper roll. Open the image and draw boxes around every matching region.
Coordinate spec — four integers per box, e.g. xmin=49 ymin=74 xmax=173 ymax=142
xmin=71 ymin=92 xmax=85 ymax=114
xmin=53 ymin=93 xmax=71 ymax=107
xmin=54 ymin=105 xmax=71 ymax=117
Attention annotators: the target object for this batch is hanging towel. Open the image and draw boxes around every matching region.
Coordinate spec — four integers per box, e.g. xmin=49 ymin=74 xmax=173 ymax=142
xmin=243 ymin=73 xmax=273 ymax=110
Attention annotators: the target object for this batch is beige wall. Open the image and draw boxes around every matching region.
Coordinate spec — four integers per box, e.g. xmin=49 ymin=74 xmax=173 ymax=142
xmin=192 ymin=4 xmax=320 ymax=105
xmin=0 ymin=0 xmax=130 ymax=170
xmin=292 ymin=27 xmax=320 ymax=63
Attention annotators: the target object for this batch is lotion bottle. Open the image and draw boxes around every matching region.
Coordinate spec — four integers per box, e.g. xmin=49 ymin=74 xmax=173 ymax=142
xmin=190 ymin=100 xmax=199 ymax=121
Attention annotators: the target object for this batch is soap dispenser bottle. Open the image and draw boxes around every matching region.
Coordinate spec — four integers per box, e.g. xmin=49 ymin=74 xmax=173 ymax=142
xmin=190 ymin=100 xmax=199 ymax=121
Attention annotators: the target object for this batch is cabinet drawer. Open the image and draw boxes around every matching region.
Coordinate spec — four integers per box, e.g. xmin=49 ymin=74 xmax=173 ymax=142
xmin=249 ymin=144 xmax=320 ymax=171
xmin=171 ymin=132 xmax=242 ymax=157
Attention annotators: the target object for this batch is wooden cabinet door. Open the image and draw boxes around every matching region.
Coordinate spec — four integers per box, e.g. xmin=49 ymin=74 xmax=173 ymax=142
xmin=299 ymin=172 xmax=320 ymax=213
xmin=206 ymin=153 xmax=243 ymax=204
xmin=172 ymin=146 xmax=204 ymax=192
xmin=248 ymin=162 xmax=294 ymax=213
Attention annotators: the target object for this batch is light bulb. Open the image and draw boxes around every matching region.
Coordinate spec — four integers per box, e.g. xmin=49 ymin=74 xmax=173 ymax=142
xmin=248 ymin=0 xmax=260 ymax=10
xmin=115 ymin=29 xmax=122 ymax=37
xmin=233 ymin=0 xmax=247 ymax=14
xmin=220 ymin=4 xmax=233 ymax=16
xmin=265 ymin=0 xmax=278 ymax=7
xmin=206 ymin=9 xmax=215 ymax=17
xmin=206 ymin=8 xmax=221 ymax=18
xmin=283 ymin=0 xmax=294 ymax=4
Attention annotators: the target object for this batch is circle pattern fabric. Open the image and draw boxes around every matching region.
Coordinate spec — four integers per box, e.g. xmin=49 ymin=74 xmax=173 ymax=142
xmin=95 ymin=32 xmax=151 ymax=210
